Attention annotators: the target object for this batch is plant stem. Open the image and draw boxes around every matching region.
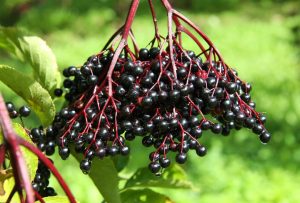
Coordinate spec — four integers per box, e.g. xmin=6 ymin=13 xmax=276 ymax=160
xmin=18 ymin=138 xmax=76 ymax=203
xmin=107 ymin=0 xmax=140 ymax=96
xmin=0 ymin=94 xmax=34 ymax=203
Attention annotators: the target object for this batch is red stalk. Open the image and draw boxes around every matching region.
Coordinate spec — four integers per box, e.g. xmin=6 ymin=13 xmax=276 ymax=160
xmin=0 ymin=94 xmax=34 ymax=203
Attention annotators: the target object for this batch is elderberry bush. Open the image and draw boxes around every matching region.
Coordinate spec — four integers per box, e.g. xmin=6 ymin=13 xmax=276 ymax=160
xmin=49 ymin=44 xmax=271 ymax=174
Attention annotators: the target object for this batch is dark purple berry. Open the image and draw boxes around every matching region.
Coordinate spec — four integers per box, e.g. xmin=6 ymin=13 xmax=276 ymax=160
xmin=19 ymin=106 xmax=31 ymax=117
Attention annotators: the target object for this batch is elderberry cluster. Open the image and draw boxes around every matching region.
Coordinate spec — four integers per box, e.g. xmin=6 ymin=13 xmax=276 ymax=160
xmin=51 ymin=44 xmax=271 ymax=174
xmin=32 ymin=160 xmax=56 ymax=197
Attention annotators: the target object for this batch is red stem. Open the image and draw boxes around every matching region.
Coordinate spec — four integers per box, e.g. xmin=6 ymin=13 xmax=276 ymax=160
xmin=18 ymin=137 xmax=76 ymax=203
xmin=148 ymin=0 xmax=161 ymax=44
xmin=0 ymin=94 xmax=35 ymax=203
xmin=172 ymin=9 xmax=227 ymax=65
xmin=107 ymin=0 xmax=140 ymax=96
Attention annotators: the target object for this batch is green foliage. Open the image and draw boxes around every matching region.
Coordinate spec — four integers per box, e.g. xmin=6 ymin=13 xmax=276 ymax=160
xmin=0 ymin=65 xmax=55 ymax=126
xmin=12 ymin=123 xmax=39 ymax=180
xmin=121 ymin=189 xmax=174 ymax=203
xmin=0 ymin=27 xmax=61 ymax=94
xmin=78 ymin=156 xmax=122 ymax=203
xmin=125 ymin=165 xmax=193 ymax=189
xmin=34 ymin=196 xmax=71 ymax=203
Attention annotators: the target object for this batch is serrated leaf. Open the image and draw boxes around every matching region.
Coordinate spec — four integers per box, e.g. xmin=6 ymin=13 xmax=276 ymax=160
xmin=121 ymin=189 xmax=174 ymax=203
xmin=0 ymin=65 xmax=55 ymax=125
xmin=0 ymin=26 xmax=60 ymax=94
xmin=71 ymin=152 xmax=121 ymax=203
xmin=35 ymin=196 xmax=71 ymax=203
xmin=125 ymin=164 xmax=193 ymax=189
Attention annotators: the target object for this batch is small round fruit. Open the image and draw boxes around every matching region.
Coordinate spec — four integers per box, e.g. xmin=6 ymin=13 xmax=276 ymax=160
xmin=259 ymin=131 xmax=271 ymax=143
xmin=175 ymin=153 xmax=187 ymax=164
xmin=5 ymin=102 xmax=15 ymax=112
xmin=159 ymin=157 xmax=171 ymax=168
xmin=19 ymin=106 xmax=31 ymax=117
xmin=196 ymin=145 xmax=207 ymax=157
xmin=54 ymin=88 xmax=63 ymax=97
xmin=80 ymin=159 xmax=91 ymax=174
xmin=148 ymin=162 xmax=161 ymax=173
xmin=59 ymin=147 xmax=70 ymax=160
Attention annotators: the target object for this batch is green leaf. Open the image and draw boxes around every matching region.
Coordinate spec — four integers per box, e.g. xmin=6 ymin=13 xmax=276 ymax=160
xmin=90 ymin=158 xmax=121 ymax=203
xmin=121 ymin=189 xmax=174 ymax=203
xmin=71 ymin=152 xmax=121 ymax=203
xmin=0 ymin=65 xmax=55 ymax=125
xmin=124 ymin=164 xmax=193 ymax=189
xmin=111 ymin=154 xmax=130 ymax=172
xmin=13 ymin=123 xmax=38 ymax=181
xmin=0 ymin=176 xmax=17 ymax=202
xmin=0 ymin=27 xmax=60 ymax=94
xmin=0 ymin=169 xmax=13 ymax=197
xmin=35 ymin=196 xmax=72 ymax=203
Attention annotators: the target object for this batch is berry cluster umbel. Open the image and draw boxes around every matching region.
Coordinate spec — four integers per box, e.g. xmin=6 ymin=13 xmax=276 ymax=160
xmin=50 ymin=44 xmax=271 ymax=174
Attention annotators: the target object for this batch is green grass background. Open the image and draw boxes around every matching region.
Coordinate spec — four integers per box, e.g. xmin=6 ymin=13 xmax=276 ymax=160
xmin=1 ymin=0 xmax=300 ymax=202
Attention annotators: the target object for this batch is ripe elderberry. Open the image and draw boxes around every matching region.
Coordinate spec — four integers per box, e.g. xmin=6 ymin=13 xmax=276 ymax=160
xmin=19 ymin=105 xmax=31 ymax=117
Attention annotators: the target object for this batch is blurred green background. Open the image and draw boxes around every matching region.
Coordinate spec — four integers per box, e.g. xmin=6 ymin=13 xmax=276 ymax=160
xmin=1 ymin=0 xmax=300 ymax=202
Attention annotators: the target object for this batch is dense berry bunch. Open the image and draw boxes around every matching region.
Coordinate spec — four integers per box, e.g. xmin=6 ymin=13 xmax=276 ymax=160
xmin=30 ymin=126 xmax=57 ymax=156
xmin=50 ymin=44 xmax=271 ymax=174
xmin=32 ymin=160 xmax=57 ymax=197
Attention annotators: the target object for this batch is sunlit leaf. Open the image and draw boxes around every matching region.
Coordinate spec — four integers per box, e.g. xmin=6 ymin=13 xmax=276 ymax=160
xmin=121 ymin=188 xmax=174 ymax=203
xmin=35 ymin=196 xmax=72 ymax=203
xmin=13 ymin=123 xmax=38 ymax=181
xmin=0 ymin=176 xmax=18 ymax=202
xmin=0 ymin=65 xmax=55 ymax=125
xmin=0 ymin=169 xmax=13 ymax=196
xmin=125 ymin=164 xmax=193 ymax=189
xmin=0 ymin=26 xmax=60 ymax=94
xmin=71 ymin=152 xmax=121 ymax=203
xmin=111 ymin=154 xmax=130 ymax=172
